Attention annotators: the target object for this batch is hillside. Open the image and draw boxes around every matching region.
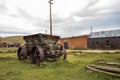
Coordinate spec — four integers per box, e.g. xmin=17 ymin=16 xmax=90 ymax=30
xmin=0 ymin=37 xmax=2 ymax=42
xmin=2 ymin=36 xmax=26 ymax=45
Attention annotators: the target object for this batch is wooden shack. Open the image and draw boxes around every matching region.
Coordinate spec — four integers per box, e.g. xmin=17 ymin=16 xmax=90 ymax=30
xmin=87 ymin=29 xmax=120 ymax=49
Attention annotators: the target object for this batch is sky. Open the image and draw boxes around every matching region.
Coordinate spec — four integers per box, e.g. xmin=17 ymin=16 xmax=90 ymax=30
xmin=0 ymin=0 xmax=120 ymax=37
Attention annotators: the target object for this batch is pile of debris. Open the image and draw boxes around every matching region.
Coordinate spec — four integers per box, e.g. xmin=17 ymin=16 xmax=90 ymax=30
xmin=85 ymin=60 xmax=120 ymax=77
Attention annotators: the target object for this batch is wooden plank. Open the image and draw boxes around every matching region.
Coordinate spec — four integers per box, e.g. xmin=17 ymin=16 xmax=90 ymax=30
xmin=86 ymin=66 xmax=120 ymax=77
xmin=106 ymin=62 xmax=120 ymax=66
xmin=90 ymin=65 xmax=120 ymax=74
xmin=97 ymin=60 xmax=120 ymax=66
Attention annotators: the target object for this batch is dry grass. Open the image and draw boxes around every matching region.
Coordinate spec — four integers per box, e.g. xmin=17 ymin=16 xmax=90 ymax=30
xmin=0 ymin=48 xmax=120 ymax=80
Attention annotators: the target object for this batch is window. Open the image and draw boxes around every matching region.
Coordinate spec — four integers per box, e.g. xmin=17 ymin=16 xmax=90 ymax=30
xmin=64 ymin=42 xmax=68 ymax=49
xmin=105 ymin=40 xmax=110 ymax=47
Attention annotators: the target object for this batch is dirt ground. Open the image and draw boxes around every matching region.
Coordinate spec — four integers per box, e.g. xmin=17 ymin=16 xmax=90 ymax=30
xmin=67 ymin=49 xmax=120 ymax=53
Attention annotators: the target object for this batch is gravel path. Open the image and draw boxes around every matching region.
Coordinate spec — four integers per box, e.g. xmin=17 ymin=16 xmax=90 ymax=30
xmin=67 ymin=50 xmax=120 ymax=53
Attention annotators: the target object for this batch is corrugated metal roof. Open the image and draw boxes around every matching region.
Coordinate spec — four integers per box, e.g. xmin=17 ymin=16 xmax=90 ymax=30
xmin=90 ymin=29 xmax=120 ymax=38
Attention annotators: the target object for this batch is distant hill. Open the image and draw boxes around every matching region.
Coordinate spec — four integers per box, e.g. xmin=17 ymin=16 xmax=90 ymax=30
xmin=2 ymin=36 xmax=26 ymax=45
xmin=0 ymin=37 xmax=2 ymax=43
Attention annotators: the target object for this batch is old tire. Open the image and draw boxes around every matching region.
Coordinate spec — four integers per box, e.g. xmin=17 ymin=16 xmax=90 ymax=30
xmin=17 ymin=47 xmax=27 ymax=60
xmin=30 ymin=46 xmax=44 ymax=64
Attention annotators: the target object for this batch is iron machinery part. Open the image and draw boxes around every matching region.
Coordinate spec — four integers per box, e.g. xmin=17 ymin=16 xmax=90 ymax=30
xmin=54 ymin=44 xmax=67 ymax=60
xmin=17 ymin=47 xmax=27 ymax=60
xmin=30 ymin=46 xmax=44 ymax=64
xmin=62 ymin=47 xmax=67 ymax=60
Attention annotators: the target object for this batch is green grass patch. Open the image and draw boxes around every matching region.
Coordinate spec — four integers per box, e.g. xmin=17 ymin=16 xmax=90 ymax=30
xmin=0 ymin=50 xmax=120 ymax=80
xmin=68 ymin=48 xmax=89 ymax=50
xmin=0 ymin=47 xmax=17 ymax=53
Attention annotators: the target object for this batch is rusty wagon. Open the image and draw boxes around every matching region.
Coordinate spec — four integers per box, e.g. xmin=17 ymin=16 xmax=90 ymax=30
xmin=17 ymin=33 xmax=67 ymax=64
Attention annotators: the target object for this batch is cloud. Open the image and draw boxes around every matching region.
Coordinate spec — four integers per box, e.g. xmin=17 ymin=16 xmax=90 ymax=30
xmin=0 ymin=24 xmax=29 ymax=34
xmin=0 ymin=6 xmax=49 ymax=35
xmin=0 ymin=0 xmax=7 ymax=13
xmin=72 ymin=0 xmax=120 ymax=18
xmin=51 ymin=0 xmax=120 ymax=37
xmin=84 ymin=0 xmax=100 ymax=10
xmin=66 ymin=0 xmax=120 ymax=33
xmin=16 ymin=8 xmax=49 ymax=30
xmin=72 ymin=0 xmax=101 ymax=17
xmin=0 ymin=0 xmax=120 ymax=38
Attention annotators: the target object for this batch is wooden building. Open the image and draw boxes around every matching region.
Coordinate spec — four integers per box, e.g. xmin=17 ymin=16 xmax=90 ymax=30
xmin=59 ymin=35 xmax=88 ymax=49
xmin=87 ymin=29 xmax=120 ymax=49
xmin=0 ymin=42 xmax=8 ymax=47
xmin=8 ymin=42 xmax=21 ymax=47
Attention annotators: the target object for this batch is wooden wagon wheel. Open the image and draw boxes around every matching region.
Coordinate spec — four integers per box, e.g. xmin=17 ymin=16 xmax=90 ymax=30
xmin=17 ymin=47 xmax=27 ymax=60
xmin=30 ymin=46 xmax=44 ymax=64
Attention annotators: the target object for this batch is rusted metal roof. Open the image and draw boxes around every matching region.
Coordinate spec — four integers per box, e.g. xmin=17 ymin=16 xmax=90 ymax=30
xmin=90 ymin=29 xmax=120 ymax=38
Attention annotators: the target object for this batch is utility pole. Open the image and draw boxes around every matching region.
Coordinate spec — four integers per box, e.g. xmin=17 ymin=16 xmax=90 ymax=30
xmin=91 ymin=26 xmax=93 ymax=34
xmin=48 ymin=0 xmax=53 ymax=37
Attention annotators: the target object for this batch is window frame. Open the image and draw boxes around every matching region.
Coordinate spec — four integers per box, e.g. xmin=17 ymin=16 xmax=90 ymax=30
xmin=105 ymin=39 xmax=110 ymax=47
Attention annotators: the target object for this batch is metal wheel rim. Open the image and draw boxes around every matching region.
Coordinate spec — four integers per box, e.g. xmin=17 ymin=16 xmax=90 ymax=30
xmin=30 ymin=46 xmax=44 ymax=64
xmin=17 ymin=47 xmax=24 ymax=60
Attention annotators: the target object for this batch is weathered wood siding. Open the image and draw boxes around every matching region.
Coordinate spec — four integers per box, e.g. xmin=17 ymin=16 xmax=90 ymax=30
xmin=87 ymin=37 xmax=120 ymax=49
